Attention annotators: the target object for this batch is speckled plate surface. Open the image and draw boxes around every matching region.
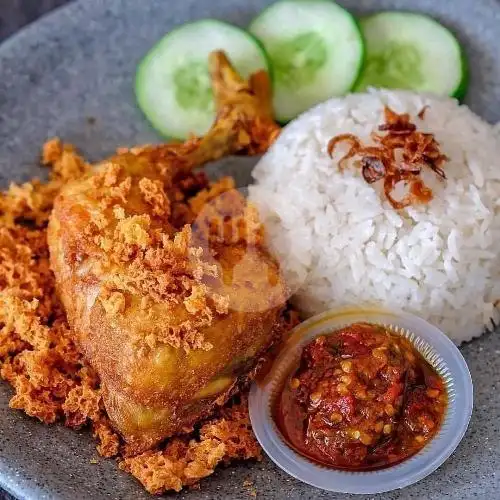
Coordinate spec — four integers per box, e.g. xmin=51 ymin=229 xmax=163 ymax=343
xmin=0 ymin=0 xmax=500 ymax=499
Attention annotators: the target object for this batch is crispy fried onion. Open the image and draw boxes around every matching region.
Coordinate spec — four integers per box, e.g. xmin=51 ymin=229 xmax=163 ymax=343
xmin=327 ymin=106 xmax=448 ymax=209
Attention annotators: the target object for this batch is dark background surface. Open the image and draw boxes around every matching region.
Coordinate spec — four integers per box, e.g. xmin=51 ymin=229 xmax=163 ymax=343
xmin=0 ymin=0 xmax=70 ymax=42
xmin=1 ymin=2 xmax=73 ymax=498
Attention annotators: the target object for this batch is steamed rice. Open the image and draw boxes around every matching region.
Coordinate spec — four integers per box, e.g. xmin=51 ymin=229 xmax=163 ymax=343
xmin=249 ymin=90 xmax=500 ymax=344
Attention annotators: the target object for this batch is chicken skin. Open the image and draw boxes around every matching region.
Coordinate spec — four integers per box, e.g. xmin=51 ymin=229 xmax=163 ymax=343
xmin=47 ymin=52 xmax=286 ymax=452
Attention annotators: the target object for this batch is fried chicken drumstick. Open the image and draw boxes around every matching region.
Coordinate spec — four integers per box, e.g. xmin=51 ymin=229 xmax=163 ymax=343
xmin=47 ymin=52 xmax=285 ymax=453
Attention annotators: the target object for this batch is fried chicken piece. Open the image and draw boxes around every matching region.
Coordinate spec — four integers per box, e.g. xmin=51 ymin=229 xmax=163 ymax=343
xmin=47 ymin=51 xmax=285 ymax=452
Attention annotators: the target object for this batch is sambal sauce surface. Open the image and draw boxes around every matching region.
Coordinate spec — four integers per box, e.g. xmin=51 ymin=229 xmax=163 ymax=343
xmin=274 ymin=322 xmax=447 ymax=470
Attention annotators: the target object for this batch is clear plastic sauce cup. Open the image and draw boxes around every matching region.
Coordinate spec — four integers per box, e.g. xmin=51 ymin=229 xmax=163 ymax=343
xmin=249 ymin=307 xmax=473 ymax=494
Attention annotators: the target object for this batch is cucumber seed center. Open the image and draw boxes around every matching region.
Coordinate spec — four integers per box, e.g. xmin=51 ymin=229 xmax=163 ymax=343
xmin=173 ymin=61 xmax=214 ymax=111
xmin=271 ymin=32 xmax=327 ymax=88
xmin=360 ymin=43 xmax=424 ymax=90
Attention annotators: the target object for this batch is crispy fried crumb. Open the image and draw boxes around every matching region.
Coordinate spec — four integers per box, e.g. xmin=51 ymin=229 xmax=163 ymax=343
xmin=0 ymin=139 xmax=103 ymax=432
xmin=184 ymin=284 xmax=209 ymax=314
xmin=103 ymin=162 xmax=122 ymax=187
xmin=63 ymin=384 xmax=101 ymax=427
xmin=93 ymin=416 xmax=120 ymax=458
xmin=139 ymin=177 xmax=171 ymax=217
xmin=115 ymin=215 xmax=151 ymax=248
xmin=243 ymin=479 xmax=257 ymax=497
xmin=201 ymin=396 xmax=262 ymax=462
xmin=119 ymin=396 xmax=260 ymax=494
xmin=0 ymin=180 xmax=59 ymax=226
xmin=42 ymin=138 xmax=64 ymax=165
xmin=99 ymin=290 xmax=126 ymax=316
xmin=113 ymin=205 xmax=126 ymax=220
xmin=0 ymin=138 xmax=88 ymax=226
xmin=42 ymin=137 xmax=89 ymax=181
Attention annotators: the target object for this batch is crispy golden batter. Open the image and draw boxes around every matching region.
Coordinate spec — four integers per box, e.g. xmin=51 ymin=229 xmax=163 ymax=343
xmin=47 ymin=52 xmax=285 ymax=453
xmin=0 ymin=50 xmax=289 ymax=493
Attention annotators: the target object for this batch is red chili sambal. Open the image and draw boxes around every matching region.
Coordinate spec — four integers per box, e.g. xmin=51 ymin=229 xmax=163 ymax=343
xmin=274 ymin=322 xmax=447 ymax=471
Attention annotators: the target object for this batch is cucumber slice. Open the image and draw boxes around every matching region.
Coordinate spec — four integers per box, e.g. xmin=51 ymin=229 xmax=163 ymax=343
xmin=136 ymin=19 xmax=270 ymax=139
xmin=249 ymin=0 xmax=365 ymax=123
xmin=355 ymin=12 xmax=467 ymax=99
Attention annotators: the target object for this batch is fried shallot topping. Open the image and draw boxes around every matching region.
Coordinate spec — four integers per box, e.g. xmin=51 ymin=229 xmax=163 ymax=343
xmin=327 ymin=106 xmax=449 ymax=209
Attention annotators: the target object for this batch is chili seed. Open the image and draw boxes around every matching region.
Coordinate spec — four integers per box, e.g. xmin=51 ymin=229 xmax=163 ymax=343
xmin=425 ymin=419 xmax=435 ymax=431
xmin=404 ymin=350 xmax=416 ymax=363
xmin=330 ymin=412 xmax=343 ymax=424
xmin=360 ymin=433 xmax=372 ymax=445
xmin=290 ymin=378 xmax=300 ymax=389
xmin=341 ymin=360 xmax=352 ymax=373
xmin=310 ymin=391 xmax=321 ymax=403
xmin=341 ymin=375 xmax=353 ymax=385
xmin=385 ymin=404 xmax=395 ymax=416
xmin=383 ymin=424 xmax=392 ymax=434
xmin=351 ymin=430 xmax=361 ymax=440
xmin=426 ymin=388 xmax=440 ymax=398
xmin=355 ymin=388 xmax=368 ymax=400
xmin=374 ymin=421 xmax=384 ymax=433
xmin=337 ymin=383 xmax=349 ymax=395
xmin=415 ymin=435 xmax=425 ymax=444
xmin=372 ymin=347 xmax=388 ymax=363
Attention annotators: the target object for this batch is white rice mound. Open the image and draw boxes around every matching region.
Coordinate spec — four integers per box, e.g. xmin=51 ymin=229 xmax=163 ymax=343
xmin=249 ymin=90 xmax=500 ymax=344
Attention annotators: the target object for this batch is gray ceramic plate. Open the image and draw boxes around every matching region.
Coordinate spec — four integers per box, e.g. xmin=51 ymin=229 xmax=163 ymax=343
xmin=1 ymin=0 xmax=500 ymax=499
